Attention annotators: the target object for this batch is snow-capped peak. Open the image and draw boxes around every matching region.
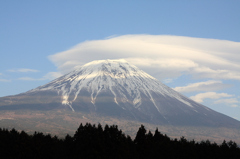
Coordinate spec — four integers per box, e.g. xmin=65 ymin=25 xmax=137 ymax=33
xmin=29 ymin=59 xmax=192 ymax=112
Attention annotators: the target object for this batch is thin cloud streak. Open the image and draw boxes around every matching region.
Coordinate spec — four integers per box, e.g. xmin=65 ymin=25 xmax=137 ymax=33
xmin=214 ymin=98 xmax=239 ymax=107
xmin=18 ymin=77 xmax=38 ymax=81
xmin=18 ymin=72 xmax=62 ymax=81
xmin=174 ymin=80 xmax=230 ymax=93
xmin=0 ymin=73 xmax=10 ymax=82
xmin=190 ymin=92 xmax=232 ymax=103
xmin=0 ymin=79 xmax=11 ymax=82
xmin=43 ymin=72 xmax=63 ymax=80
xmin=8 ymin=68 xmax=39 ymax=73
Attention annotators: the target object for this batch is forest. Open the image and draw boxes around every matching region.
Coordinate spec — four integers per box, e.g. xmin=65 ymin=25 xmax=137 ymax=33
xmin=0 ymin=123 xmax=240 ymax=159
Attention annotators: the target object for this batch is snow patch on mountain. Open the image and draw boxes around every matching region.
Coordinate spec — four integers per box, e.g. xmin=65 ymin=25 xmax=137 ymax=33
xmin=29 ymin=59 xmax=193 ymax=112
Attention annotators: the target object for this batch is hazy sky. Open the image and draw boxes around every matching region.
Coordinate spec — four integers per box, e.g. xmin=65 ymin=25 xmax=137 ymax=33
xmin=1 ymin=1 xmax=240 ymax=120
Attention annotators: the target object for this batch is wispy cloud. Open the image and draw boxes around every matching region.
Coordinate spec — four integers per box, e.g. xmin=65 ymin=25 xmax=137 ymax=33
xmin=174 ymin=80 xmax=230 ymax=93
xmin=42 ymin=72 xmax=63 ymax=80
xmin=190 ymin=92 xmax=232 ymax=103
xmin=163 ymin=78 xmax=174 ymax=84
xmin=190 ymin=67 xmax=240 ymax=80
xmin=49 ymin=34 xmax=240 ymax=81
xmin=214 ymin=98 xmax=239 ymax=107
xmin=8 ymin=68 xmax=39 ymax=73
xmin=18 ymin=77 xmax=38 ymax=81
xmin=0 ymin=79 xmax=11 ymax=82
xmin=0 ymin=73 xmax=10 ymax=82
xmin=18 ymin=72 xmax=62 ymax=81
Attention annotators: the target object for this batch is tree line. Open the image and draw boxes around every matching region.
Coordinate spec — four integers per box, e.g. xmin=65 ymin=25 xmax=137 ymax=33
xmin=0 ymin=123 xmax=239 ymax=159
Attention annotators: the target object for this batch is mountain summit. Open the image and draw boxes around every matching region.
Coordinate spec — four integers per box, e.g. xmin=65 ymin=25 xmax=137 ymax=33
xmin=1 ymin=59 xmax=240 ymax=128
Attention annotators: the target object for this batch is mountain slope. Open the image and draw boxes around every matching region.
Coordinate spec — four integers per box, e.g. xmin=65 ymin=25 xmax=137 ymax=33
xmin=0 ymin=59 xmax=240 ymax=128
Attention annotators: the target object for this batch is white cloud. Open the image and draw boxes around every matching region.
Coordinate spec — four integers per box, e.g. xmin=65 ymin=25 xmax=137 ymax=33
xmin=174 ymin=80 xmax=230 ymax=93
xmin=48 ymin=34 xmax=240 ymax=81
xmin=18 ymin=72 xmax=62 ymax=81
xmin=214 ymin=98 xmax=239 ymax=107
xmin=191 ymin=67 xmax=240 ymax=80
xmin=163 ymin=78 xmax=174 ymax=84
xmin=0 ymin=79 xmax=11 ymax=82
xmin=42 ymin=72 xmax=63 ymax=80
xmin=18 ymin=77 xmax=38 ymax=81
xmin=190 ymin=92 xmax=232 ymax=103
xmin=0 ymin=73 xmax=11 ymax=82
xmin=8 ymin=68 xmax=39 ymax=73
xmin=0 ymin=73 xmax=10 ymax=82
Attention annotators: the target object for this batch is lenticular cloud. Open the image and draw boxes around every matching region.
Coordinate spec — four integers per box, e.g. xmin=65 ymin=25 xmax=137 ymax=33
xmin=49 ymin=34 xmax=240 ymax=80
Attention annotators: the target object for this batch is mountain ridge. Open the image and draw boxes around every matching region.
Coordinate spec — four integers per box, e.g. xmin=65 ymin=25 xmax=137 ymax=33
xmin=28 ymin=59 xmax=194 ymax=112
xmin=0 ymin=59 xmax=240 ymax=129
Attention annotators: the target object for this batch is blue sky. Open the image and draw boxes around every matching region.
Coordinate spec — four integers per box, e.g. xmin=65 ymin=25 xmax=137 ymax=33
xmin=1 ymin=1 xmax=240 ymax=120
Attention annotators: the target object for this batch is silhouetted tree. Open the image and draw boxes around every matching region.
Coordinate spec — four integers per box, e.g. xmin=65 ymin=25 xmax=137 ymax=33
xmin=0 ymin=124 xmax=240 ymax=159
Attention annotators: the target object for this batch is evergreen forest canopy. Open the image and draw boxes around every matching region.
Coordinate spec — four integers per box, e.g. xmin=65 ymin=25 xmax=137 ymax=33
xmin=1 ymin=123 xmax=240 ymax=159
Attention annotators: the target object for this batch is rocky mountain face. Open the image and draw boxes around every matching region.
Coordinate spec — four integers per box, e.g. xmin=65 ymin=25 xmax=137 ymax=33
xmin=1 ymin=59 xmax=240 ymax=129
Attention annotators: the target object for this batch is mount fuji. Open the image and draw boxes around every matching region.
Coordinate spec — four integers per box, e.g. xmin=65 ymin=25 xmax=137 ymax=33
xmin=1 ymin=59 xmax=240 ymax=130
